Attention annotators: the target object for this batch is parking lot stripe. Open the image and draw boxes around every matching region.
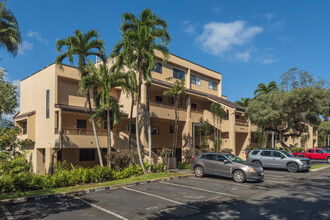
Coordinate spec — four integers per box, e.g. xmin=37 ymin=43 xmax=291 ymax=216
xmin=74 ymin=196 xmax=128 ymax=220
xmin=1 ymin=205 xmax=14 ymax=220
xmin=190 ymin=177 xmax=268 ymax=189
xmin=160 ymin=181 xmax=239 ymax=197
xmin=264 ymin=180 xmax=287 ymax=184
xmin=123 ymin=187 xmax=199 ymax=210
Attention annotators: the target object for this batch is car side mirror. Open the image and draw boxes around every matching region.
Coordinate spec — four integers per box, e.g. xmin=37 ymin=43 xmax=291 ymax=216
xmin=224 ymin=160 xmax=230 ymax=164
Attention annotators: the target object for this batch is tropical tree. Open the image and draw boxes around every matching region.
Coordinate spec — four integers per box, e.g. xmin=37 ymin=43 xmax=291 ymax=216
xmin=84 ymin=62 xmax=127 ymax=167
xmin=0 ymin=1 xmax=21 ymax=57
xmin=210 ymin=102 xmax=225 ymax=152
xmin=0 ymin=68 xmax=17 ymax=118
xmin=254 ymin=81 xmax=278 ymax=98
xmin=55 ymin=29 xmax=107 ymax=166
xmin=163 ymin=78 xmax=186 ymax=157
xmin=235 ymin=98 xmax=252 ymax=108
xmin=111 ymin=8 xmax=171 ymax=173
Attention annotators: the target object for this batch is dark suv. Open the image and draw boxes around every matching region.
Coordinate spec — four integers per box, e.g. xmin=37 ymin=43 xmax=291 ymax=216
xmin=190 ymin=153 xmax=264 ymax=183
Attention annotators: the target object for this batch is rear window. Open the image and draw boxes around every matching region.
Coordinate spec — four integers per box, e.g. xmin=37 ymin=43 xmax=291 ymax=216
xmin=204 ymin=154 xmax=217 ymax=161
xmin=251 ymin=150 xmax=260 ymax=155
xmin=261 ymin=151 xmax=272 ymax=157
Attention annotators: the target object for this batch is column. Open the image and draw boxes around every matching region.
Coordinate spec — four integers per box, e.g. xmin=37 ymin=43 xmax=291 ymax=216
xmin=229 ymin=109 xmax=236 ymax=155
xmin=186 ymin=68 xmax=191 ymax=89
xmin=182 ymin=95 xmax=192 ymax=160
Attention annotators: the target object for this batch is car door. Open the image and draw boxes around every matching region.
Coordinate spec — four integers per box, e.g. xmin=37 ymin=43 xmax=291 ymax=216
xmin=203 ymin=154 xmax=217 ymax=174
xmin=307 ymin=149 xmax=315 ymax=159
xmin=215 ymin=154 xmax=232 ymax=177
xmin=315 ymin=149 xmax=325 ymax=160
xmin=260 ymin=150 xmax=273 ymax=167
xmin=271 ymin=151 xmax=285 ymax=168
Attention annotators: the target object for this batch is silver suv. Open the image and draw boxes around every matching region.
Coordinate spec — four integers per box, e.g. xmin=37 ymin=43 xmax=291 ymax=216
xmin=190 ymin=153 xmax=264 ymax=183
xmin=246 ymin=149 xmax=311 ymax=173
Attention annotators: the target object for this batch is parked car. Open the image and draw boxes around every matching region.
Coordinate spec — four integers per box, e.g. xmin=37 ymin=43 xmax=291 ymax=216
xmin=190 ymin=153 xmax=264 ymax=183
xmin=247 ymin=149 xmax=311 ymax=173
xmin=292 ymin=148 xmax=330 ymax=163
xmin=323 ymin=148 xmax=330 ymax=153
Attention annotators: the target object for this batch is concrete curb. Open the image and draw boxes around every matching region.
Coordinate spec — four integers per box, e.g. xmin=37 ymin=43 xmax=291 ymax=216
xmin=0 ymin=174 xmax=194 ymax=204
xmin=310 ymin=165 xmax=330 ymax=172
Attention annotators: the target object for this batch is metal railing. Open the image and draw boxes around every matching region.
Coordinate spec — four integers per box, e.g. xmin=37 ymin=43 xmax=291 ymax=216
xmin=235 ymin=120 xmax=249 ymax=126
xmin=62 ymin=128 xmax=107 ymax=136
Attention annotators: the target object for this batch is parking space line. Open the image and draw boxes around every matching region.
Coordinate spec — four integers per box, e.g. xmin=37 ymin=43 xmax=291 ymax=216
xmin=74 ymin=196 xmax=128 ymax=220
xmin=264 ymin=180 xmax=287 ymax=184
xmin=1 ymin=205 xmax=14 ymax=220
xmin=190 ymin=177 xmax=268 ymax=189
xmin=160 ymin=181 xmax=239 ymax=197
xmin=123 ymin=187 xmax=199 ymax=210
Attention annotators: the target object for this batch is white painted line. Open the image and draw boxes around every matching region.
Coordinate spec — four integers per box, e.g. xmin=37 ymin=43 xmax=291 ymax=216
xmin=190 ymin=177 xmax=268 ymax=189
xmin=74 ymin=196 xmax=127 ymax=220
xmin=123 ymin=187 xmax=198 ymax=210
xmin=264 ymin=180 xmax=287 ymax=184
xmin=160 ymin=181 xmax=239 ymax=197
xmin=1 ymin=205 xmax=14 ymax=220
xmin=264 ymin=174 xmax=287 ymax=178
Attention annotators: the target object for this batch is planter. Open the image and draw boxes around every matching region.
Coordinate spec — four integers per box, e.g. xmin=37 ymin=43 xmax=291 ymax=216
xmin=168 ymin=157 xmax=177 ymax=169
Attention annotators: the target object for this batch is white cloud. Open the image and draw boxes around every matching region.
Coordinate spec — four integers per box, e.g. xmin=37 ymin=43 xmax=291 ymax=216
xmin=261 ymin=58 xmax=276 ymax=65
xmin=28 ymin=30 xmax=49 ymax=44
xmin=18 ymin=41 xmax=33 ymax=55
xmin=182 ymin=21 xmax=198 ymax=36
xmin=263 ymin=13 xmax=274 ymax=20
xmin=269 ymin=20 xmax=286 ymax=32
xmin=196 ymin=21 xmax=262 ymax=62
xmin=212 ymin=6 xmax=222 ymax=14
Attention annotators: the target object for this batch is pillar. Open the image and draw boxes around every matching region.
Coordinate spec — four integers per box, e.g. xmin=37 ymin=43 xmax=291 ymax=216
xmin=182 ymin=96 xmax=192 ymax=160
xmin=229 ymin=109 xmax=236 ymax=155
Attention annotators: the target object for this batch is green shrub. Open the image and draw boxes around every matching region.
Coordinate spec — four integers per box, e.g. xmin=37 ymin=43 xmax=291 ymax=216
xmin=177 ymin=161 xmax=191 ymax=170
xmin=290 ymin=147 xmax=305 ymax=153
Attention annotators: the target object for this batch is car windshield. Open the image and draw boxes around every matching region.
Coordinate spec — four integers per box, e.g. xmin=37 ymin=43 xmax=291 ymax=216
xmin=281 ymin=151 xmax=294 ymax=158
xmin=225 ymin=154 xmax=245 ymax=163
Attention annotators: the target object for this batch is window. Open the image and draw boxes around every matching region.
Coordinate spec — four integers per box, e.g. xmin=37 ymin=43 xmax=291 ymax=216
xmin=124 ymin=124 xmax=136 ymax=134
xmin=42 ymin=149 xmax=45 ymax=163
xmin=316 ymin=150 xmax=323 ymax=154
xmin=46 ymin=90 xmax=50 ymax=118
xmin=235 ymin=114 xmax=240 ymax=119
xmin=169 ymin=125 xmax=175 ymax=134
xmin=205 ymin=154 xmax=217 ymax=160
xmin=216 ymin=155 xmax=227 ymax=162
xmin=272 ymin=151 xmax=283 ymax=158
xmin=168 ymin=96 xmax=174 ymax=105
xmin=154 ymin=62 xmax=162 ymax=73
xmin=77 ymin=120 xmax=87 ymax=129
xmin=251 ymin=150 xmax=260 ymax=155
xmin=173 ymin=68 xmax=185 ymax=79
xmin=151 ymin=126 xmax=159 ymax=135
xmin=260 ymin=151 xmax=272 ymax=157
xmin=191 ymin=75 xmax=201 ymax=86
xmin=22 ymin=122 xmax=27 ymax=134
xmin=191 ymin=103 xmax=197 ymax=109
xmin=155 ymin=96 xmax=163 ymax=103
xmin=209 ymin=81 xmax=217 ymax=90
xmin=308 ymin=149 xmax=314 ymax=153
xmin=79 ymin=149 xmax=95 ymax=161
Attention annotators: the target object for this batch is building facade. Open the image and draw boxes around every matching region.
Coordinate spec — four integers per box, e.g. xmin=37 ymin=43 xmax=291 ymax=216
xmin=14 ymin=51 xmax=318 ymax=174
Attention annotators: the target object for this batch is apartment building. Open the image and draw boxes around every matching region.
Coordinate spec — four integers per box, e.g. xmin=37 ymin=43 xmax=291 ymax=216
xmin=14 ymin=51 xmax=318 ymax=174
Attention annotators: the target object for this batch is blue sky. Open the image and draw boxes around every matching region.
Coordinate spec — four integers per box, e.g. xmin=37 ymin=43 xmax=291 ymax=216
xmin=1 ymin=0 xmax=329 ymax=113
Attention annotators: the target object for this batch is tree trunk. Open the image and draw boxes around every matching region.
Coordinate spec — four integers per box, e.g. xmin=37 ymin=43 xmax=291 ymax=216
xmin=136 ymin=81 xmax=146 ymax=173
xmin=87 ymin=91 xmax=103 ymax=167
xmin=107 ymin=108 xmax=111 ymax=168
xmin=146 ymin=83 xmax=152 ymax=173
xmin=128 ymin=95 xmax=134 ymax=150
xmin=279 ymin=133 xmax=292 ymax=153
xmin=173 ymin=95 xmax=179 ymax=158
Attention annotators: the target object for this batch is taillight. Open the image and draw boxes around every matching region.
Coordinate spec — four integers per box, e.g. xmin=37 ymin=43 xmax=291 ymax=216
xmin=191 ymin=157 xmax=195 ymax=163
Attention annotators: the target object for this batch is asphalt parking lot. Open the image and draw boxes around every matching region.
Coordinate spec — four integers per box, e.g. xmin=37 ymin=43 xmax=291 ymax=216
xmin=1 ymin=167 xmax=330 ymax=220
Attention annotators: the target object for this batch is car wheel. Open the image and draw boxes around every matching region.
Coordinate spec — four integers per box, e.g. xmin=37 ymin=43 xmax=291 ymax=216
xmin=287 ymin=163 xmax=299 ymax=173
xmin=233 ymin=170 xmax=246 ymax=183
xmin=194 ymin=166 xmax=204 ymax=178
xmin=327 ymin=157 xmax=330 ymax=163
xmin=252 ymin=161 xmax=262 ymax=167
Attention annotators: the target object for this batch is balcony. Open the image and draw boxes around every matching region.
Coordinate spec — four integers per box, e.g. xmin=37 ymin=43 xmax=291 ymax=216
xmin=148 ymin=100 xmax=187 ymax=121
xmin=235 ymin=119 xmax=249 ymax=126
xmin=61 ymin=128 xmax=107 ymax=148
xmin=62 ymin=128 xmax=107 ymax=136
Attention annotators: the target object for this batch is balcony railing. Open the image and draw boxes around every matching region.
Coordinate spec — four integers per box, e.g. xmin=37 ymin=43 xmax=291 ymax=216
xmin=235 ymin=119 xmax=249 ymax=126
xmin=62 ymin=128 xmax=107 ymax=136
xmin=149 ymin=100 xmax=187 ymax=111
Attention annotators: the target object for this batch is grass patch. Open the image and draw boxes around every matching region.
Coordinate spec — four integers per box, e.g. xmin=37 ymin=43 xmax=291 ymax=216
xmin=0 ymin=172 xmax=184 ymax=201
xmin=311 ymin=164 xmax=328 ymax=169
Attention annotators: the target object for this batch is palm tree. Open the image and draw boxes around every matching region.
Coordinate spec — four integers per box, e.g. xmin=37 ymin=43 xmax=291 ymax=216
xmin=0 ymin=1 xmax=22 ymax=57
xmin=111 ymin=8 xmax=171 ymax=173
xmin=235 ymin=98 xmax=252 ymax=108
xmin=163 ymin=78 xmax=186 ymax=158
xmin=126 ymin=70 xmax=137 ymax=152
xmin=254 ymin=81 xmax=278 ymax=98
xmin=210 ymin=102 xmax=225 ymax=151
xmin=86 ymin=62 xmax=127 ymax=167
xmin=55 ymin=29 xmax=106 ymax=167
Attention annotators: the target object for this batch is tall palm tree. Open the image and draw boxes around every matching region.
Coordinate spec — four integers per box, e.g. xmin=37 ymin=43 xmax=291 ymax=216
xmin=0 ymin=1 xmax=22 ymax=57
xmin=210 ymin=102 xmax=224 ymax=151
xmin=163 ymin=78 xmax=186 ymax=158
xmin=235 ymin=98 xmax=252 ymax=108
xmin=111 ymin=8 xmax=171 ymax=173
xmin=85 ymin=62 xmax=127 ymax=167
xmin=55 ymin=29 xmax=106 ymax=167
xmin=254 ymin=81 xmax=278 ymax=98
xmin=126 ymin=70 xmax=137 ymax=152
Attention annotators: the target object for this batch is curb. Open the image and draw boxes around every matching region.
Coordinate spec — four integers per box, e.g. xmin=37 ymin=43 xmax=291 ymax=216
xmin=310 ymin=165 xmax=330 ymax=172
xmin=0 ymin=174 xmax=194 ymax=204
